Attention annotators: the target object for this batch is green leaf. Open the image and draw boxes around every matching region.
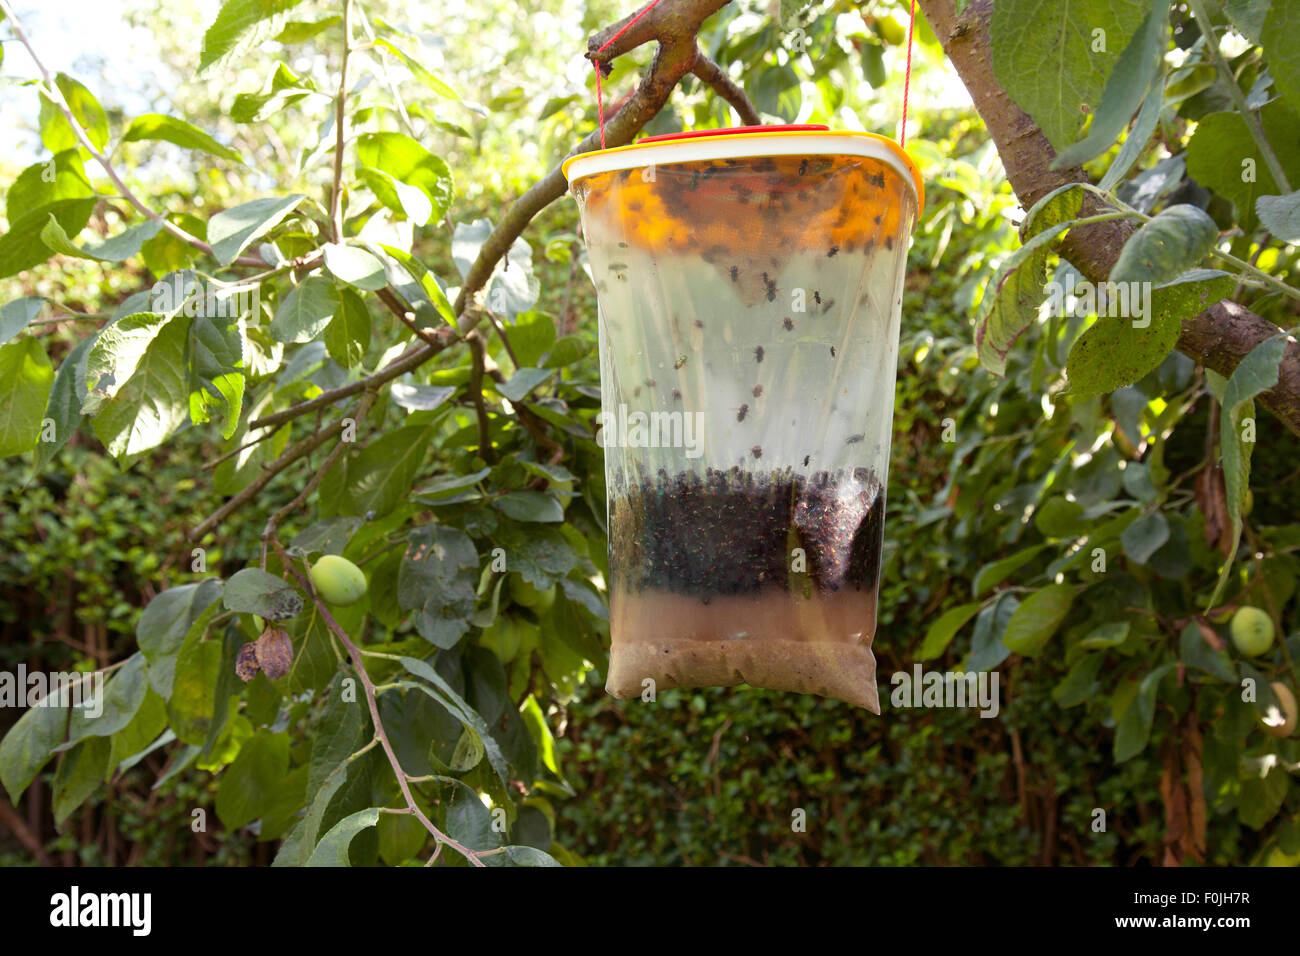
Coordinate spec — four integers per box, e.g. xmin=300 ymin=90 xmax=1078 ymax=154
xmin=52 ymin=736 xmax=110 ymax=825
xmin=1120 ymin=510 xmax=1170 ymax=564
xmin=493 ymin=491 xmax=564 ymax=523
xmin=0 ymin=298 xmax=45 ymax=345
xmin=1098 ymin=87 xmax=1164 ymax=192
xmin=208 ymin=195 xmax=304 ymax=267
xmin=372 ymin=37 xmax=463 ymax=102
xmin=271 ymin=275 xmax=340 ymax=343
xmin=40 ymin=215 xmax=164 ymax=263
xmin=964 ymin=592 xmax=1020 ymax=672
xmin=990 ymin=0 xmax=1150 ymax=150
xmin=1179 ymin=623 xmax=1236 ymax=683
xmin=68 ymin=654 xmax=150 ymax=741
xmin=6 ymin=152 xmax=93 ymax=223
xmin=307 ymin=808 xmax=381 ymax=865
xmin=1002 ymin=584 xmax=1075 ymax=656
xmin=230 ymin=62 xmax=321 ymax=122
xmin=442 ymin=778 xmax=500 ymax=852
xmin=1239 ymin=762 xmax=1289 ymax=829
xmin=308 ymin=670 xmax=370 ymax=795
xmin=34 ymin=336 xmax=92 ymax=471
xmin=1053 ymin=653 xmax=1104 ymax=707
xmin=123 ymin=113 xmax=243 ymax=163
xmin=1257 ymin=191 xmax=1300 ymax=242
xmin=223 ymin=568 xmax=304 ymax=621
xmin=1113 ymin=663 xmax=1172 ymax=762
xmin=89 ymin=314 xmax=191 ymax=457
xmin=200 ymin=0 xmax=309 ymax=72
xmin=274 ymin=16 xmax=342 ymax=43
xmin=0 ymin=337 xmax=54 ymax=457
xmin=325 ymin=288 xmax=372 ymax=368
xmin=323 ymin=243 xmax=387 ymax=291
xmin=215 ymin=730 xmax=290 ymax=829
xmin=167 ymin=630 xmax=224 ymax=746
xmin=503 ymin=845 xmax=562 ymax=867
xmin=1052 ymin=0 xmax=1169 ymax=169
xmin=1261 ymin=2 xmax=1300 ymax=117
xmin=0 ymin=198 xmax=98 ymax=280
xmin=0 ymin=697 xmax=68 ymax=802
xmin=1066 ymin=270 xmax=1235 ymax=397
xmin=974 ymin=222 xmax=1073 ymax=376
xmin=391 ymin=381 xmax=454 ymax=413
xmin=972 ymin=543 xmax=1049 ymax=596
xmin=344 ymin=424 xmax=435 ymax=518
xmin=356 ymin=133 xmax=454 ymax=223
xmin=1110 ymin=205 xmax=1219 ymax=285
xmin=376 ymin=244 xmax=456 ymax=325
xmin=399 ymin=656 xmax=510 ymax=788
xmin=399 ymin=527 xmax=479 ymax=648
xmin=497 ymin=367 xmax=553 ymax=402
xmin=918 ymin=602 xmax=984 ymax=660
xmin=39 ymin=74 xmax=109 ymax=152
xmin=1019 ymin=184 xmax=1083 ymax=241
xmin=189 ymin=310 xmax=246 ymax=440
xmin=1186 ymin=105 xmax=1300 ymax=231
xmin=136 ymin=579 xmax=224 ymax=697
xmin=358 ymin=166 xmax=433 ymax=225
xmin=542 ymin=335 xmax=593 ymax=368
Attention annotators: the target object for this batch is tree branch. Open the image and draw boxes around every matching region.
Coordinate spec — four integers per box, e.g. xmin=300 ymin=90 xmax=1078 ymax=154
xmin=918 ymin=0 xmax=1300 ymax=437
xmin=692 ymin=51 xmax=761 ymax=125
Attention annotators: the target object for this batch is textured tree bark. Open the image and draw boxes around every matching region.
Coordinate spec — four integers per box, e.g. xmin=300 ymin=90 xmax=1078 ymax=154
xmin=917 ymin=0 xmax=1300 ymax=437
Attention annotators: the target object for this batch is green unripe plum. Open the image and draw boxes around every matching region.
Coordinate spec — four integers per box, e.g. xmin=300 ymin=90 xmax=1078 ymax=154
xmin=1230 ymin=605 xmax=1275 ymax=657
xmin=477 ymin=614 xmax=532 ymax=663
xmin=509 ymin=573 xmax=556 ymax=612
xmin=310 ymin=554 xmax=368 ymax=606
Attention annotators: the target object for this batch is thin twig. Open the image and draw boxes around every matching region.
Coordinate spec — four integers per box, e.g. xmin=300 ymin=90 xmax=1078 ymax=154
xmin=330 ymin=0 xmax=353 ymax=242
xmin=692 ymin=51 xmax=761 ymax=124
xmin=269 ymin=537 xmax=486 ymax=867
xmin=1187 ymin=0 xmax=1291 ymax=194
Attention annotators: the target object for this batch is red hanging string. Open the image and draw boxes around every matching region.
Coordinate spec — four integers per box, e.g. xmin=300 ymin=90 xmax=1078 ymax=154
xmin=593 ymin=0 xmax=917 ymax=149
xmin=900 ymin=0 xmax=917 ymax=147
xmin=594 ymin=0 xmax=666 ymax=149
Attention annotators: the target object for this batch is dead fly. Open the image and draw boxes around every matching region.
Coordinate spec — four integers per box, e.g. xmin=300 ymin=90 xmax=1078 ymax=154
xmin=821 ymin=298 xmax=835 ymax=314
xmin=729 ymin=265 xmax=739 ymax=282
xmin=798 ymin=158 xmax=809 ymax=176
xmin=803 ymin=454 xmax=811 ymax=467
xmin=754 ymin=346 xmax=764 ymax=363
xmin=618 ymin=241 xmax=629 ymax=248
xmin=737 ymin=404 xmax=749 ymax=422
xmin=674 ymin=355 xmax=688 ymax=370
xmin=885 ymin=236 xmax=894 ymax=250
xmin=846 ymin=434 xmax=864 ymax=444
xmin=752 ymin=384 xmax=763 ymax=398
xmin=874 ymin=214 xmax=882 ymax=225
xmin=689 ymin=169 xmax=701 ymax=191
xmin=782 ymin=317 xmax=794 ymax=331
xmin=830 ymin=346 xmax=837 ymax=357
xmin=694 ymin=319 xmax=705 ymax=329
xmin=672 ymin=388 xmax=682 ymax=401
xmin=762 ymin=272 xmax=777 ymax=302
xmin=646 ymin=378 xmax=657 ymax=387
xmin=827 ymin=245 xmax=839 ymax=258
xmin=751 ymin=445 xmax=763 ymax=459
xmin=813 ymin=290 xmax=822 ymax=305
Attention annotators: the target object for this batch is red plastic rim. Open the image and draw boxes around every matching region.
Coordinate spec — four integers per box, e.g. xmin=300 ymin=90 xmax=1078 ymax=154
xmin=637 ymin=124 xmax=831 ymax=144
